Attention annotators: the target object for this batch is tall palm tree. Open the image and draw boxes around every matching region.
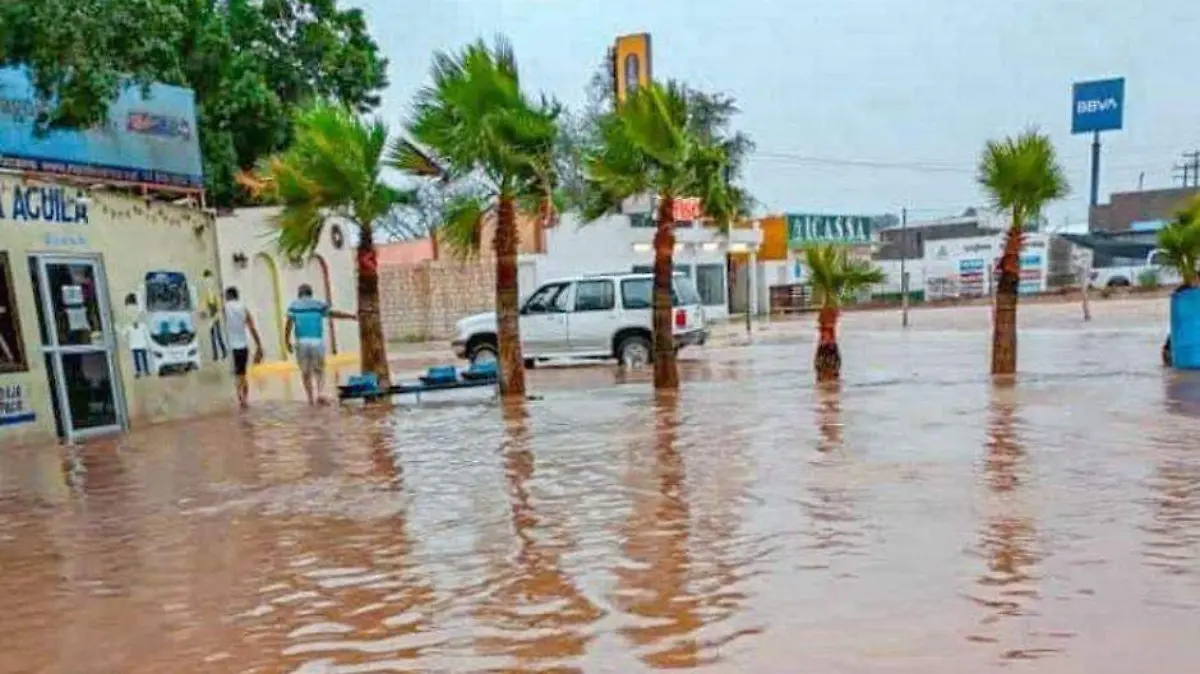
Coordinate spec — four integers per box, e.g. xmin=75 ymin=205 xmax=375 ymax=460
xmin=977 ymin=131 xmax=1069 ymax=376
xmin=802 ymin=243 xmax=884 ymax=383
xmin=583 ymin=81 xmax=738 ymax=390
xmin=390 ymin=37 xmax=560 ymax=399
xmin=240 ymin=102 xmax=412 ymax=388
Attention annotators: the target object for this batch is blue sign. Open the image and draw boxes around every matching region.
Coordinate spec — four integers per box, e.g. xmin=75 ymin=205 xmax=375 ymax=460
xmin=1131 ymin=219 xmax=1165 ymax=232
xmin=1072 ymin=78 xmax=1125 ymax=134
xmin=0 ymin=67 xmax=203 ymax=188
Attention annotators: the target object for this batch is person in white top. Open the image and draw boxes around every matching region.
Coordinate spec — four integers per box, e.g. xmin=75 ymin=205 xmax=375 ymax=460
xmin=223 ymin=286 xmax=264 ymax=409
xmin=123 ymin=293 xmax=151 ymax=377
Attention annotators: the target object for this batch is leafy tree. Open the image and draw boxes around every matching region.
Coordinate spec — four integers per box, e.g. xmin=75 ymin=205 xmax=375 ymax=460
xmin=0 ymin=0 xmax=387 ymax=207
xmin=801 ymin=243 xmax=884 ymax=382
xmin=244 ymin=102 xmax=413 ymax=388
xmin=583 ymin=80 xmax=738 ymax=390
xmin=391 ymin=37 xmax=560 ymax=399
xmin=977 ymin=131 xmax=1068 ymax=376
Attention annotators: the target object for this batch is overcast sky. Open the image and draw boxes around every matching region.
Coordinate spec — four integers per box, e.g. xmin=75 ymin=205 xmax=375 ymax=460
xmin=355 ymin=0 xmax=1200 ymax=227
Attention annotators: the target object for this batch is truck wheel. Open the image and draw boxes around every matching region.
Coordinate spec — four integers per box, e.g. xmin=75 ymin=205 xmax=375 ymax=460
xmin=524 ymin=357 xmax=537 ymax=369
xmin=616 ymin=334 xmax=652 ymax=369
xmin=468 ymin=340 xmax=498 ymax=366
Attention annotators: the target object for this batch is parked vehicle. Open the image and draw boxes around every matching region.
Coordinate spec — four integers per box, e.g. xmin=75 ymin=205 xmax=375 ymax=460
xmin=451 ymin=272 xmax=709 ymax=367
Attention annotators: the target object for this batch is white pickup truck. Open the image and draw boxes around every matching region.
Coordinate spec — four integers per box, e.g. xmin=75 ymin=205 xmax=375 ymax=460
xmin=451 ymin=272 xmax=709 ymax=368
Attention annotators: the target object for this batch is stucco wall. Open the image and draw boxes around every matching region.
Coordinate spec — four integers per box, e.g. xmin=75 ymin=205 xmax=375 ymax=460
xmin=214 ymin=208 xmax=360 ymax=365
xmin=0 ymin=175 xmax=232 ymax=446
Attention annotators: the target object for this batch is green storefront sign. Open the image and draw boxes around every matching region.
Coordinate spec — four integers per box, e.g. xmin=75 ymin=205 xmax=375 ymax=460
xmin=787 ymin=213 xmax=875 ymax=245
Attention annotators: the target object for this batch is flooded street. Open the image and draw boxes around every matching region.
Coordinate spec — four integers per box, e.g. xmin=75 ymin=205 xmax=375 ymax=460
xmin=3 ymin=298 xmax=1199 ymax=673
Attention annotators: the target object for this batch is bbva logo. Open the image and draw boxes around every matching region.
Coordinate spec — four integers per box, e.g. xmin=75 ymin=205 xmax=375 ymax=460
xmin=1077 ymin=97 xmax=1119 ymax=115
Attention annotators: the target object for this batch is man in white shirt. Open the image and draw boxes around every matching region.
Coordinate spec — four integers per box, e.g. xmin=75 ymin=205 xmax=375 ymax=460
xmin=223 ymin=286 xmax=264 ymax=409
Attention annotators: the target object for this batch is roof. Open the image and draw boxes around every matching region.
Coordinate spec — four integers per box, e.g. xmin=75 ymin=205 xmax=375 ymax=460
xmin=1059 ymin=232 xmax=1157 ymax=259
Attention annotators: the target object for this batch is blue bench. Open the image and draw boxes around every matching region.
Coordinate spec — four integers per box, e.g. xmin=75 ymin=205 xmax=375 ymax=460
xmin=338 ymin=363 xmax=499 ymax=402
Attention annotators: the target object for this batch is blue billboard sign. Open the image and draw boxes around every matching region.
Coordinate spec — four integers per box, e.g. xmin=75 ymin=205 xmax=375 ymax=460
xmin=1072 ymin=77 xmax=1125 ymax=134
xmin=0 ymin=67 xmax=203 ymax=188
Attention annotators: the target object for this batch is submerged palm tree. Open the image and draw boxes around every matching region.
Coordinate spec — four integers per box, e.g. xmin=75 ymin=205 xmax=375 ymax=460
xmin=583 ymin=81 xmax=738 ymax=390
xmin=391 ymin=37 xmax=560 ymax=399
xmin=977 ymin=131 xmax=1069 ymax=376
xmin=240 ymin=102 xmax=412 ymax=388
xmin=802 ymin=243 xmax=884 ymax=383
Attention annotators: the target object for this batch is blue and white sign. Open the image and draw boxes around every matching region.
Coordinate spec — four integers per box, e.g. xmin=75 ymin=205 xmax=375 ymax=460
xmin=1072 ymin=78 xmax=1125 ymax=134
xmin=0 ymin=384 xmax=35 ymax=427
xmin=0 ymin=67 xmax=203 ymax=188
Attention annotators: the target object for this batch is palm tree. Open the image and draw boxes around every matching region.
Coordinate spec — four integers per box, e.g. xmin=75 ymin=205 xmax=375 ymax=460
xmin=583 ymin=81 xmax=738 ymax=390
xmin=390 ymin=37 xmax=560 ymax=399
xmin=802 ymin=243 xmax=884 ymax=383
xmin=977 ymin=131 xmax=1069 ymax=376
xmin=240 ymin=102 xmax=412 ymax=388
xmin=1157 ymin=196 xmax=1200 ymax=287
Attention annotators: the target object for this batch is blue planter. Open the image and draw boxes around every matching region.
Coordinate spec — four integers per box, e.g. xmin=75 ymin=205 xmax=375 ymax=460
xmin=1170 ymin=287 xmax=1200 ymax=369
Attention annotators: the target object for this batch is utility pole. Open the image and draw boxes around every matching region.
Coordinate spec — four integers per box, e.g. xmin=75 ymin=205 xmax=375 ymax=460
xmin=900 ymin=207 xmax=909 ymax=328
xmin=1185 ymin=151 xmax=1200 ymax=187
xmin=1175 ymin=164 xmax=1191 ymax=187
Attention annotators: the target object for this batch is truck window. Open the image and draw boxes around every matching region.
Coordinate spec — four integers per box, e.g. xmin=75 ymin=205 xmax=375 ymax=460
xmin=620 ymin=278 xmax=683 ymax=309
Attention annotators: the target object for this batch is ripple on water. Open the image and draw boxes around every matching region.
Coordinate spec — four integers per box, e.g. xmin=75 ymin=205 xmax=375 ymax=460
xmin=2 ymin=301 xmax=1200 ymax=672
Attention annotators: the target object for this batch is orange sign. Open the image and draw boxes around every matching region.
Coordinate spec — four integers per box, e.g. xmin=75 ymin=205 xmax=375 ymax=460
xmin=613 ymin=33 xmax=652 ymax=104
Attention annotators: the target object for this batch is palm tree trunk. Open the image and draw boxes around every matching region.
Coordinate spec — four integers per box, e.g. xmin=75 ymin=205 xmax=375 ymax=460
xmin=653 ymin=196 xmax=680 ymax=390
xmin=356 ymin=226 xmax=391 ymax=388
xmin=495 ymin=194 xmax=527 ymax=398
xmin=991 ymin=223 xmax=1023 ymax=376
xmin=814 ymin=306 xmax=841 ymax=382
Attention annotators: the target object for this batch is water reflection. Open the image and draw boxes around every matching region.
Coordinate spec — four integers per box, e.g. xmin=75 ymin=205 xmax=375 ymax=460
xmin=470 ymin=401 xmax=605 ymax=670
xmin=4 ymin=301 xmax=1200 ymax=672
xmin=967 ymin=385 xmax=1054 ymax=661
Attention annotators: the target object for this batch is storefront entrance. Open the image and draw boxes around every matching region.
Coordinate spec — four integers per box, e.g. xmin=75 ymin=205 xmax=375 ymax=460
xmin=29 ymin=254 xmax=126 ymax=440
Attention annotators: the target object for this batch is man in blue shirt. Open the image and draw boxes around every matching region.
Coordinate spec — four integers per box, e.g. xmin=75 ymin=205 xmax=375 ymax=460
xmin=285 ymin=284 xmax=357 ymax=405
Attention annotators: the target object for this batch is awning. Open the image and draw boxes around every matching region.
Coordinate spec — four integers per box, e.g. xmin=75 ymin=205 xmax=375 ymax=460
xmin=1059 ymin=233 xmax=1156 ymax=259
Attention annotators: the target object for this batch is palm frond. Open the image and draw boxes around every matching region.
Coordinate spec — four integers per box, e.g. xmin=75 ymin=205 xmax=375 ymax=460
xmin=439 ymin=194 xmax=490 ymax=259
xmin=1158 ymin=197 xmax=1200 ymax=286
xmin=802 ymin=243 xmax=884 ymax=308
xmin=978 ymin=129 xmax=1069 ymax=225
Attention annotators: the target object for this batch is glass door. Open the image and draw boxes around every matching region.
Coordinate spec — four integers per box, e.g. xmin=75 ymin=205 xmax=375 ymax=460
xmin=33 ymin=255 xmax=125 ymax=440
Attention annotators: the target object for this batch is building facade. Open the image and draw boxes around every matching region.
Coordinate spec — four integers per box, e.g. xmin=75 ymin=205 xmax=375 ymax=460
xmin=1 ymin=175 xmax=233 ymax=446
xmin=214 ymin=208 xmax=359 ymax=368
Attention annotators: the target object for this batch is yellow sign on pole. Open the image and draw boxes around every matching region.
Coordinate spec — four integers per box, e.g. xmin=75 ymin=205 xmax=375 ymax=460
xmin=613 ymin=33 xmax=653 ymax=104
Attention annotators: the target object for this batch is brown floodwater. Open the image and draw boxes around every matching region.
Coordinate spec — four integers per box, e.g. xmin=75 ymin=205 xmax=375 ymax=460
xmin=3 ymin=299 xmax=1200 ymax=673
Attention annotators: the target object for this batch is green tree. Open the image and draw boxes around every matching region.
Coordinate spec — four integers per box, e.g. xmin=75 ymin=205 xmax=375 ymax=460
xmin=0 ymin=0 xmax=387 ymax=207
xmin=583 ymin=80 xmax=739 ymax=390
xmin=1158 ymin=196 xmax=1200 ymax=287
xmin=801 ymin=243 xmax=885 ymax=383
xmin=391 ymin=37 xmax=560 ymax=399
xmin=246 ymin=102 xmax=412 ymax=388
xmin=977 ymin=131 xmax=1069 ymax=376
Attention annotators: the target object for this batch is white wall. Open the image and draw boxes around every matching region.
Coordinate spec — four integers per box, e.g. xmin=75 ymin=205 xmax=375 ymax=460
xmin=919 ymin=232 xmax=1050 ymax=298
xmin=215 ymin=208 xmax=360 ymax=363
xmin=530 ymin=213 xmax=735 ymax=320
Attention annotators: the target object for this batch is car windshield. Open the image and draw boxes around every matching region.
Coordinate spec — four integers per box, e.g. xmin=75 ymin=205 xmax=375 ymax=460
xmin=673 ymin=276 xmax=702 ymax=306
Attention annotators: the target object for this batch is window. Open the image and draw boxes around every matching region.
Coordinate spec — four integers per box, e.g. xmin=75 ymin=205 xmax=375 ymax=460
xmin=621 ymin=278 xmax=684 ymax=309
xmin=694 ymin=263 xmax=727 ymax=307
xmin=574 ymin=280 xmax=615 ymax=312
xmin=522 ymin=283 xmax=568 ymax=314
xmin=0 ymin=252 xmax=28 ymax=372
xmin=631 ymin=264 xmax=691 ymax=277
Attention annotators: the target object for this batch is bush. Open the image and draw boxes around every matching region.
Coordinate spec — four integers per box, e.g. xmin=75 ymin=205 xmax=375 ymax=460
xmin=1137 ymin=268 xmax=1161 ymax=289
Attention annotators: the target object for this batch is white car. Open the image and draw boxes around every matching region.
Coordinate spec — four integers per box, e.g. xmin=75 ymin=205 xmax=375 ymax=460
xmin=451 ymin=272 xmax=710 ymax=368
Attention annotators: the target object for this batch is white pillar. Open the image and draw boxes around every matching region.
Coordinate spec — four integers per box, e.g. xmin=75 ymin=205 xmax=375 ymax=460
xmin=749 ymin=220 xmax=761 ymax=317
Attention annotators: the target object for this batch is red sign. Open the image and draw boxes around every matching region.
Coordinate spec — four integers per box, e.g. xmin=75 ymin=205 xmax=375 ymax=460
xmin=672 ymin=197 xmax=703 ymax=222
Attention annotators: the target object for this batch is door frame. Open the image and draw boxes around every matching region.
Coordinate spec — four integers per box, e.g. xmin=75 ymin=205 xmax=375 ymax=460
xmin=31 ymin=252 xmax=128 ymax=441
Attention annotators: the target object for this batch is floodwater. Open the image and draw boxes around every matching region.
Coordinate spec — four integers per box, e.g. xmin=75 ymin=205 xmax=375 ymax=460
xmin=3 ymin=298 xmax=1200 ymax=673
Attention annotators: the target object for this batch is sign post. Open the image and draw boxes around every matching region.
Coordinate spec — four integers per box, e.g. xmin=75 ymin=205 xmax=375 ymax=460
xmin=1071 ymin=77 xmax=1125 ymax=209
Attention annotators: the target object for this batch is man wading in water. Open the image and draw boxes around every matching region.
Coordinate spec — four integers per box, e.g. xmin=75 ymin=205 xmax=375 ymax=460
xmin=285 ymin=284 xmax=357 ymax=405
